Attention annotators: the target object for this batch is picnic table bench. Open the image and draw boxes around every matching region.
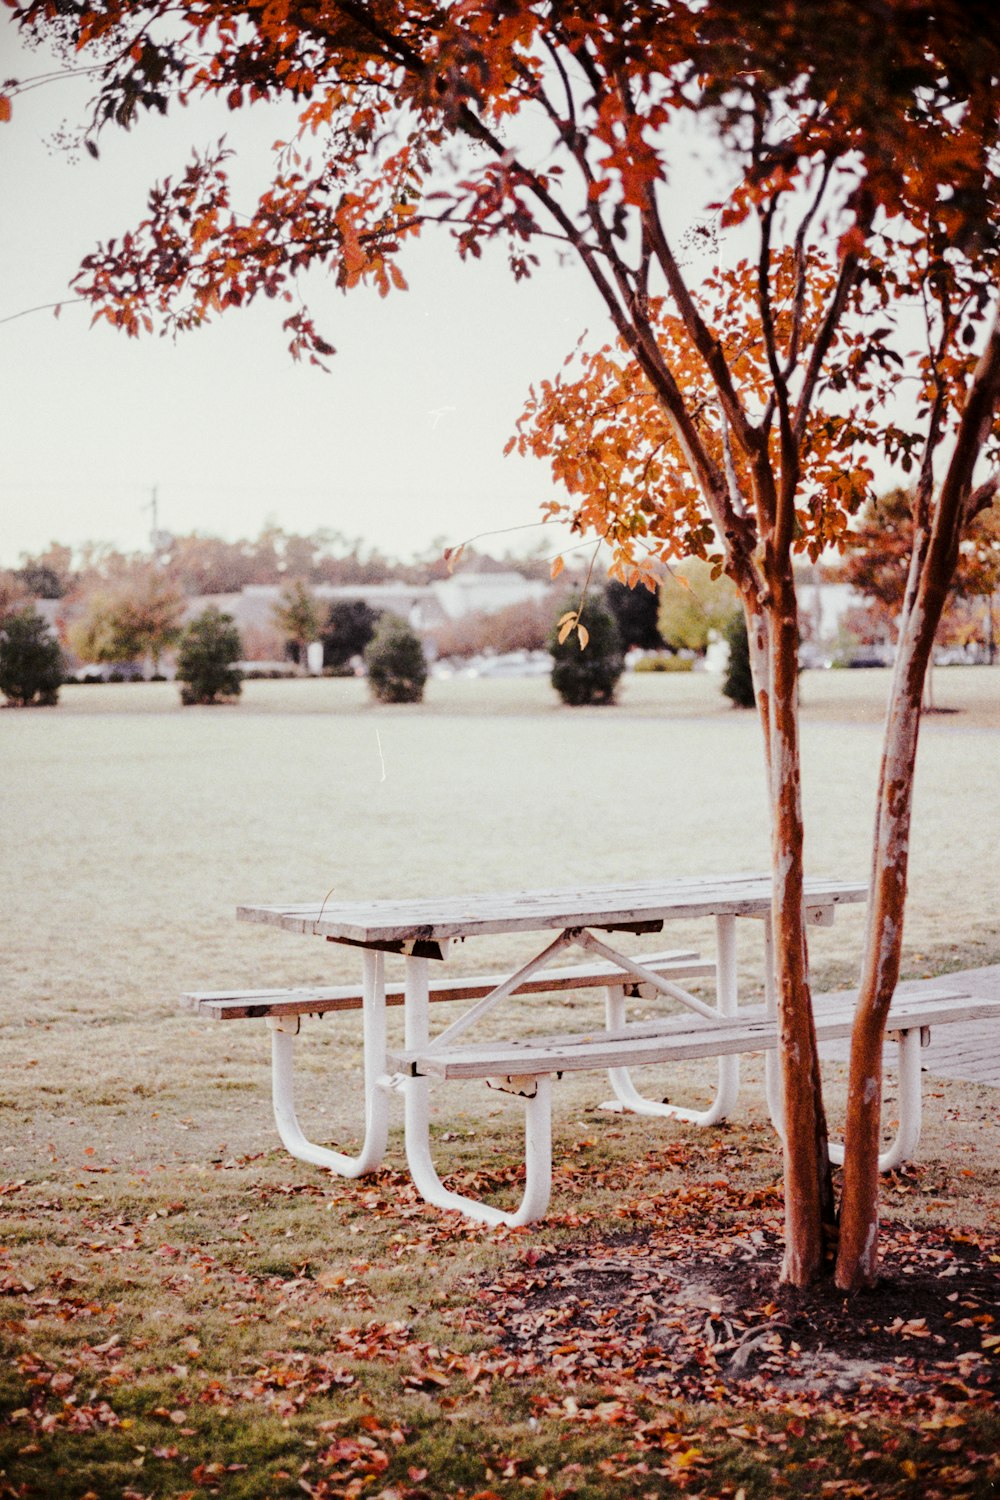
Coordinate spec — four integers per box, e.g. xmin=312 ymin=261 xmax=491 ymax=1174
xmin=386 ymin=988 xmax=998 ymax=1223
xmin=183 ymin=875 xmax=1000 ymax=1226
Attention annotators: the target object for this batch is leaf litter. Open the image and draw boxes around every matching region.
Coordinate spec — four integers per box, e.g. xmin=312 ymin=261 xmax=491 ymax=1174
xmin=3 ymin=1150 xmax=1000 ymax=1497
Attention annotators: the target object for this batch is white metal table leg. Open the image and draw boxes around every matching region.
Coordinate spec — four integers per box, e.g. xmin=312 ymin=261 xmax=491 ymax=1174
xmin=269 ymin=948 xmax=390 ymax=1177
xmin=763 ymin=917 xmax=785 ymax=1139
xmin=600 ymin=913 xmax=740 ymax=1126
xmin=827 ymin=1026 xmax=925 ymax=1173
xmin=403 ymin=955 xmax=552 ymax=1226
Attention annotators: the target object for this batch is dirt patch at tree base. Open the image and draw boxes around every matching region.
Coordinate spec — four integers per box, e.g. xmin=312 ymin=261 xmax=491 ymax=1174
xmin=467 ymin=1221 xmax=1000 ymax=1411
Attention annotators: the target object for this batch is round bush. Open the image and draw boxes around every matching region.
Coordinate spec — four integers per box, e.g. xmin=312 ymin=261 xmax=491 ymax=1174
xmin=548 ymin=592 xmax=624 ymax=706
xmin=177 ymin=608 xmax=243 ymax=705
xmin=364 ymin=615 xmax=427 ymax=703
xmin=0 ymin=607 xmax=65 ymax=707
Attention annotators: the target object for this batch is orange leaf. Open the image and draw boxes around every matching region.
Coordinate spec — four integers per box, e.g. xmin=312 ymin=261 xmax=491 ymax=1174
xmin=557 ymin=611 xmax=577 ymax=644
xmin=550 ymin=555 xmax=565 ymax=580
xmin=839 ymin=224 xmax=867 ymax=259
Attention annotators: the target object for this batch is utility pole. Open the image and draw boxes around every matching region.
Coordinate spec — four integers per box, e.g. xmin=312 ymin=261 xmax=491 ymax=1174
xmin=144 ymin=485 xmax=170 ymax=559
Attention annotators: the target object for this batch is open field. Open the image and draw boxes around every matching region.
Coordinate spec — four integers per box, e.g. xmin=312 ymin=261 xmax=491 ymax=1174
xmin=1 ymin=668 xmax=999 ymax=1498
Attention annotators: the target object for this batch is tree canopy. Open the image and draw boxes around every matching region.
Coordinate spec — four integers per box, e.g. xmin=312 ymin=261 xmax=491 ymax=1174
xmin=67 ymin=568 xmax=185 ymax=672
xmin=843 ymin=488 xmax=1000 ymax=651
xmin=272 ymin=578 xmax=323 ymax=667
xmin=657 ymin=561 xmax=737 ymax=656
xmin=8 ymin=0 xmax=1000 ymax=1293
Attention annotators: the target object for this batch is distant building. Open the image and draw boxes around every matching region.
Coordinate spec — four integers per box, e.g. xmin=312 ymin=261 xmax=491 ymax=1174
xmin=193 ymin=576 xmax=550 ymax=628
xmin=186 ymin=573 xmax=554 ymax=667
xmin=430 ymin=571 xmax=551 ymax=622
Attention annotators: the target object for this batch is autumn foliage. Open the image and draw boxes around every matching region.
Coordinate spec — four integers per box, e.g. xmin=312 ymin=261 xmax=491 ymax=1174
xmin=842 ymin=489 xmax=1000 ymax=653
xmin=7 ymin=0 xmax=1000 ymax=1292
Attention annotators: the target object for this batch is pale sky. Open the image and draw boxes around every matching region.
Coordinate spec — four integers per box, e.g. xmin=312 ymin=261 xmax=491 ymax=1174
xmin=0 ymin=17 xmax=609 ymax=570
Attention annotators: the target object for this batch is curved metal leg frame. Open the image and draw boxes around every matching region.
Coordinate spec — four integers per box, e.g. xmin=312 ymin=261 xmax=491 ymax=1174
xmin=402 ymin=956 xmax=552 ymax=1226
xmin=767 ymin=911 xmax=924 ymax=1173
xmin=269 ymin=949 xmax=390 ymax=1178
xmin=763 ymin=918 xmax=785 ymax=1140
xmin=600 ymin=914 xmax=741 ymax=1126
xmin=826 ymin=1027 xmax=924 ymax=1173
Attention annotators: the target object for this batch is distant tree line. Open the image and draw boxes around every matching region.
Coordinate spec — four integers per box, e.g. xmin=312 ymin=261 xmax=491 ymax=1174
xmin=1 ymin=527 xmax=556 ymax=603
xmin=3 ymin=490 xmax=997 ymax=709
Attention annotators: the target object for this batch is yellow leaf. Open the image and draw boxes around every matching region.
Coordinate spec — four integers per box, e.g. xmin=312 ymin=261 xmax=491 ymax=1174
xmin=577 ymin=624 xmax=590 ymax=650
xmin=674 ymin=1447 xmax=703 ymax=1468
xmin=557 ymin=613 xmax=577 ymax=645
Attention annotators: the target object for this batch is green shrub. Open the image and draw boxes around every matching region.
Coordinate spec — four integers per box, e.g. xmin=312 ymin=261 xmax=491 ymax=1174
xmin=722 ymin=611 xmax=756 ymax=708
xmin=604 ymin=577 xmax=664 ymax=650
xmin=548 ymin=592 xmax=624 ymax=706
xmin=322 ymin=599 xmax=381 ymax=669
xmin=364 ymin=614 xmax=427 ymax=703
xmin=176 ymin=608 xmax=243 ymax=705
xmin=0 ymin=607 xmax=65 ymax=706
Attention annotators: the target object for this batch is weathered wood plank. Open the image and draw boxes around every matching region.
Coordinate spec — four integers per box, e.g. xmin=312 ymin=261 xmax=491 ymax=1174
xmin=236 ymin=875 xmax=867 ymax=945
xmin=183 ymin=949 xmax=712 ymax=1020
xmin=391 ymin=991 xmax=998 ymax=1081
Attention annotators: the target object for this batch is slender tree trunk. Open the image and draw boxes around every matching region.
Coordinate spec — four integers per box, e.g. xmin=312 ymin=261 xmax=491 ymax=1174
xmin=836 ymin=314 xmax=1000 ymax=1290
xmin=766 ymin=575 xmax=835 ymax=1286
xmin=835 ymin=627 xmax=927 ymax=1288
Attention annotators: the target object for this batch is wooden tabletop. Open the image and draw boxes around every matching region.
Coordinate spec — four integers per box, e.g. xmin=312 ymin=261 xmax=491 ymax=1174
xmin=237 ymin=875 xmax=867 ymax=946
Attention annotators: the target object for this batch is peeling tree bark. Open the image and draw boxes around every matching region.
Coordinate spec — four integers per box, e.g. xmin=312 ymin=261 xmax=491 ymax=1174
xmin=766 ymin=573 xmax=835 ymax=1286
xmin=836 ymin=312 xmax=1000 ymax=1290
xmin=836 ymin=616 xmax=929 ymax=1289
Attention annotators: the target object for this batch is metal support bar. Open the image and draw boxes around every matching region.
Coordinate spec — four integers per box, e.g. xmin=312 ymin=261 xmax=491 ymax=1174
xmin=423 ymin=930 xmax=577 ymax=1053
xmin=598 ymin=912 xmax=740 ymax=1126
xmin=573 ymin=929 xmax=721 ymax=1022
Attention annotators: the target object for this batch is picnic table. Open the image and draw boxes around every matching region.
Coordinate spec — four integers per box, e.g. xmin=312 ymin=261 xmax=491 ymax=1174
xmin=219 ymin=874 xmax=872 ymax=1223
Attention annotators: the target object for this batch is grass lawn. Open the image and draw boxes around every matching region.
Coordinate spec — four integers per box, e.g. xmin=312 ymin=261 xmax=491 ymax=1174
xmin=1 ymin=667 xmax=998 ymax=1498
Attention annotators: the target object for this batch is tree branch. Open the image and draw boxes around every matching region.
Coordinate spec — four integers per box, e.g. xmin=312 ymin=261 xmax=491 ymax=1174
xmin=641 ymin=191 xmax=759 ymax=459
xmin=792 ymin=252 xmax=858 ymax=441
xmin=783 ymin=155 xmax=836 ymax=382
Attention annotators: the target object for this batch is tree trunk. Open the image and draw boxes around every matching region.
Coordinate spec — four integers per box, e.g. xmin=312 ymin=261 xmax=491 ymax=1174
xmin=766 ymin=579 xmax=835 ymax=1286
xmin=836 ymin=314 xmax=1000 ymax=1290
xmin=835 ymin=631 xmax=926 ymax=1289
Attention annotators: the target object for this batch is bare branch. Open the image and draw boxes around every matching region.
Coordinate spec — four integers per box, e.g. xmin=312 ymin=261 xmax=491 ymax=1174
xmin=792 ymin=252 xmax=859 ymax=441
xmin=641 ymin=192 xmax=759 ymax=459
xmin=784 ymin=155 xmax=836 ymax=379
xmin=540 ymin=33 xmax=578 ymax=136
xmin=913 ymin=268 xmax=956 ymax=528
